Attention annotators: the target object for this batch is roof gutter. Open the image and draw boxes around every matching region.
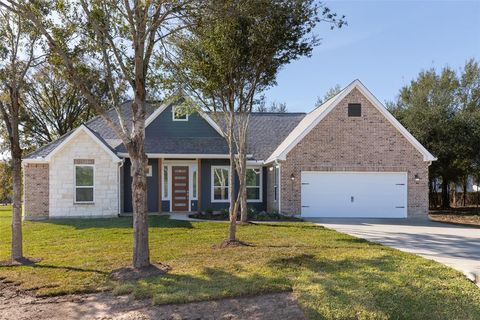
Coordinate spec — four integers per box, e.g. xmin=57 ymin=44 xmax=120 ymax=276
xmin=22 ymin=158 xmax=49 ymax=164
xmin=118 ymin=153 xmax=255 ymax=159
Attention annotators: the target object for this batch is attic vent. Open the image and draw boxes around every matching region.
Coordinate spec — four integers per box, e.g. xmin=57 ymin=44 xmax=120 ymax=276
xmin=172 ymin=106 xmax=188 ymax=121
xmin=348 ymin=103 xmax=361 ymax=117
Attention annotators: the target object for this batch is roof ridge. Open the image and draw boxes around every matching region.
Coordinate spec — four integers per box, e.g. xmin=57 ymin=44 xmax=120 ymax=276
xmin=306 ymin=80 xmax=357 ymax=115
xmin=250 ymin=112 xmax=306 ymax=115
xmin=85 ymin=100 xmax=165 ymax=127
xmin=265 ymin=79 xmax=436 ymax=163
xmin=23 ymin=127 xmax=75 ymax=159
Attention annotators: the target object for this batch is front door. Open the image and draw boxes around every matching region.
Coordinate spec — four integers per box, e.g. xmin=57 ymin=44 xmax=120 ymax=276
xmin=172 ymin=166 xmax=189 ymax=211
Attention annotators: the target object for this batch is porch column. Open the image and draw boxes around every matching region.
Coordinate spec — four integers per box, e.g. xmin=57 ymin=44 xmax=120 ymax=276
xmin=197 ymin=158 xmax=202 ymax=211
xmin=158 ymin=158 xmax=163 ymax=213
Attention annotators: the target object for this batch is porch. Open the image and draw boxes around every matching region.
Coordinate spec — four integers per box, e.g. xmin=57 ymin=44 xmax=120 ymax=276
xmin=121 ymin=157 xmax=267 ymax=214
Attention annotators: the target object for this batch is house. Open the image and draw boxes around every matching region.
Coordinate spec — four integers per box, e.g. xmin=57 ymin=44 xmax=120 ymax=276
xmin=22 ymin=80 xmax=436 ymax=220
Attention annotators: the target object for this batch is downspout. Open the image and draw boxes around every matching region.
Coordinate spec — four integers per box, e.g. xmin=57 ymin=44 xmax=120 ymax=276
xmin=117 ymin=159 xmax=125 ymax=216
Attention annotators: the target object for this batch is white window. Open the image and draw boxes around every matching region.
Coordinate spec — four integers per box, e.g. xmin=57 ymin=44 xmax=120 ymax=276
xmin=246 ymin=167 xmax=262 ymax=202
xmin=190 ymin=164 xmax=198 ymax=199
xmin=130 ymin=165 xmax=152 ymax=177
xmin=163 ymin=165 xmax=169 ymax=199
xmin=172 ymin=106 xmax=188 ymax=121
xmin=75 ymin=165 xmax=94 ymax=203
xmin=211 ymin=166 xmax=230 ymax=202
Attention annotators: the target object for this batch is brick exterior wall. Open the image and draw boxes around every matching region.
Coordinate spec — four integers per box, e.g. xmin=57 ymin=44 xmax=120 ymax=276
xmin=24 ymin=163 xmax=49 ymax=220
xmin=279 ymin=88 xmax=429 ymax=218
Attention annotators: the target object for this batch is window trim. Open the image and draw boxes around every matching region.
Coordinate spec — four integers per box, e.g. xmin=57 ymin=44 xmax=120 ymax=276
xmin=246 ymin=167 xmax=263 ymax=203
xmin=211 ymin=165 xmax=230 ymax=203
xmin=348 ymin=103 xmax=362 ymax=117
xmin=130 ymin=165 xmax=152 ymax=177
xmin=74 ymin=164 xmax=95 ymax=204
xmin=190 ymin=163 xmax=198 ymax=200
xmin=162 ymin=162 xmax=198 ymax=203
xmin=162 ymin=165 xmax=171 ymax=200
xmin=172 ymin=106 xmax=189 ymax=121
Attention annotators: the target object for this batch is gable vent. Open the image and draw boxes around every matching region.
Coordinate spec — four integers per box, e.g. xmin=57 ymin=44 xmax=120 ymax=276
xmin=348 ymin=103 xmax=361 ymax=117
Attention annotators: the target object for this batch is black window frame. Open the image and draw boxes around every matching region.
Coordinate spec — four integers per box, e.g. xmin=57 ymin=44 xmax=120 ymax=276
xmin=348 ymin=103 xmax=362 ymax=117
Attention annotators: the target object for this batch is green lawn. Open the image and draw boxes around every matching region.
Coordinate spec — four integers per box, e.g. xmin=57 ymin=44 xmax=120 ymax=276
xmin=1 ymin=206 xmax=479 ymax=319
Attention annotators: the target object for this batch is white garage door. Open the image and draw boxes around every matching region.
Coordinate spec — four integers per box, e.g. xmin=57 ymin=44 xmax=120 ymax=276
xmin=301 ymin=172 xmax=407 ymax=218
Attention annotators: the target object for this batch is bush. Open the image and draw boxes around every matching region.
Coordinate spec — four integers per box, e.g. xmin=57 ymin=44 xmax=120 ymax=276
xmin=189 ymin=207 xmax=302 ymax=221
xmin=221 ymin=208 xmax=229 ymax=219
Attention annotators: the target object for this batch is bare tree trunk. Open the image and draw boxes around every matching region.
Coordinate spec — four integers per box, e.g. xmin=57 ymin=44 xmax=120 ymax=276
xmin=429 ymin=179 xmax=436 ymax=209
xmin=462 ymin=177 xmax=467 ymax=207
xmin=11 ymin=156 xmax=22 ymax=260
xmin=6 ymin=89 xmax=23 ymax=261
xmin=235 ymin=113 xmax=249 ymax=223
xmin=441 ymin=178 xmax=450 ymax=209
xmin=11 ymin=117 xmax=23 ymax=260
xmin=239 ymin=151 xmax=248 ymax=223
xmin=227 ymin=112 xmax=238 ymax=242
xmin=127 ymin=133 xmax=149 ymax=268
xmin=452 ymin=183 xmax=456 ymax=207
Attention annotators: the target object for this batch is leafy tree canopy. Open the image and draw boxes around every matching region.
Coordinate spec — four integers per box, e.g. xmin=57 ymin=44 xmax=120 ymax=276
xmin=389 ymin=59 xmax=480 ymax=207
xmin=315 ymin=84 xmax=342 ymax=107
xmin=171 ymin=0 xmax=345 ymax=113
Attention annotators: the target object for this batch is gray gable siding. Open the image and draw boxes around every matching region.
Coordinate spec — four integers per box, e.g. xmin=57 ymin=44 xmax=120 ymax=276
xmin=146 ymin=105 xmax=221 ymax=138
xmin=25 ymin=100 xmax=306 ymax=161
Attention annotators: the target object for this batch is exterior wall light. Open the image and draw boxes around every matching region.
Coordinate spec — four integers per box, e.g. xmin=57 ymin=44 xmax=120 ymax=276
xmin=290 ymin=173 xmax=295 ymax=181
xmin=269 ymin=166 xmax=274 ymax=171
xmin=414 ymin=174 xmax=420 ymax=182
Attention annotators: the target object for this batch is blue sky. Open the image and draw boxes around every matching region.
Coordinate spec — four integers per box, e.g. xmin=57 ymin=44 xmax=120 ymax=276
xmin=264 ymin=0 xmax=480 ymax=112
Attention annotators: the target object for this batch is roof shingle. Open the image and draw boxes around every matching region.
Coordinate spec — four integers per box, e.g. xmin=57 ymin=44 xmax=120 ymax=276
xmin=25 ymin=101 xmax=306 ymax=161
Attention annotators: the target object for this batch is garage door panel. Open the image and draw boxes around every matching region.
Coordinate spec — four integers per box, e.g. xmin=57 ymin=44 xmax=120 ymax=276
xmin=301 ymin=172 xmax=407 ymax=218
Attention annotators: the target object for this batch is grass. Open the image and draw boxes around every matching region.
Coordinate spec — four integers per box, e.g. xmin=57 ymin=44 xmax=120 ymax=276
xmin=1 ymin=206 xmax=480 ymax=319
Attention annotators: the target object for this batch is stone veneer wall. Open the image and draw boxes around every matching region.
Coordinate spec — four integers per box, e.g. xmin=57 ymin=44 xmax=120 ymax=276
xmin=49 ymin=130 xmax=119 ymax=218
xmin=280 ymin=88 xmax=429 ymax=218
xmin=24 ymin=163 xmax=49 ymax=220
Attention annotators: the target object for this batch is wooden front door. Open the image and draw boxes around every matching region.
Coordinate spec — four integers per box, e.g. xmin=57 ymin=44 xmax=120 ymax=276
xmin=172 ymin=166 xmax=189 ymax=211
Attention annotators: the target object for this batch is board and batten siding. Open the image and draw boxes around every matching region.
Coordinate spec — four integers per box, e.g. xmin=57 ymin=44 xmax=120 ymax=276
xmin=48 ymin=130 xmax=119 ymax=218
xmin=123 ymin=158 xmax=159 ymax=213
xmin=146 ymin=104 xmax=221 ymax=138
xmin=199 ymin=159 xmax=267 ymax=212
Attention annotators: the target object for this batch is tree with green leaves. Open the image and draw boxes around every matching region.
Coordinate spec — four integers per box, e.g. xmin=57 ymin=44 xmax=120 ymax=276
xmin=0 ymin=6 xmax=44 ymax=262
xmin=170 ymin=0 xmax=345 ymax=242
xmin=22 ymin=65 xmax=96 ymax=149
xmin=389 ymin=59 xmax=480 ymax=208
xmin=315 ymin=84 xmax=342 ymax=107
xmin=456 ymin=60 xmax=480 ymax=205
xmin=255 ymin=96 xmax=288 ymax=112
xmin=0 ymin=160 xmax=13 ymax=205
xmin=2 ymin=0 xmax=188 ymax=268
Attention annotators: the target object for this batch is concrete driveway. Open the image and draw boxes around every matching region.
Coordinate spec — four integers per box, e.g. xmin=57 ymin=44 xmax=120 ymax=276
xmin=309 ymin=218 xmax=480 ymax=284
